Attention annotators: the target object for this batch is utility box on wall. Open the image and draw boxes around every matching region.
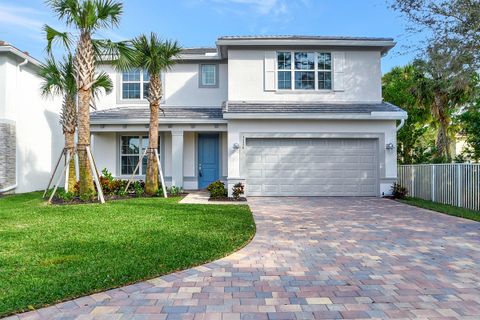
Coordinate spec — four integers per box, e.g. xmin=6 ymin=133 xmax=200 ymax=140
xmin=0 ymin=120 xmax=16 ymax=192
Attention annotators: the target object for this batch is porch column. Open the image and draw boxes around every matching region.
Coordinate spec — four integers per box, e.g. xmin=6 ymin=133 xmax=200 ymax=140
xmin=171 ymin=130 xmax=184 ymax=187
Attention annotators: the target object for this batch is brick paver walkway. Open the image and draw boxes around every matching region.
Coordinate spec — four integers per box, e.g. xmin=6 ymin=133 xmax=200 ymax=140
xmin=6 ymin=198 xmax=480 ymax=320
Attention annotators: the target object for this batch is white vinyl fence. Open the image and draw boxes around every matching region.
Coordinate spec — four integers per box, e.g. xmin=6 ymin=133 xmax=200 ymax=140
xmin=398 ymin=164 xmax=480 ymax=211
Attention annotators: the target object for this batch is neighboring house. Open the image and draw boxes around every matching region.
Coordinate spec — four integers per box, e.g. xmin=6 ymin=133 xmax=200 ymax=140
xmin=0 ymin=41 xmax=63 ymax=194
xmin=91 ymin=35 xmax=407 ymax=197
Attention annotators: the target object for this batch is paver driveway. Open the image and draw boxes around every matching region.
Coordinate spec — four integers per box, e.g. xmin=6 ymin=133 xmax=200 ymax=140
xmin=6 ymin=197 xmax=480 ymax=320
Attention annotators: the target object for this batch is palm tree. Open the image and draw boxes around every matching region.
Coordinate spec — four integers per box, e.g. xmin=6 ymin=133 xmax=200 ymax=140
xmin=38 ymin=54 xmax=113 ymax=192
xmin=127 ymin=33 xmax=181 ymax=195
xmin=45 ymin=0 xmax=123 ymax=196
xmin=39 ymin=55 xmax=77 ymax=192
xmin=412 ymin=43 xmax=475 ymax=162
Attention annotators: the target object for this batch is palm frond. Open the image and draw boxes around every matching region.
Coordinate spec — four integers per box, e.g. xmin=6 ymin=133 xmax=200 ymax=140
xmin=44 ymin=24 xmax=73 ymax=54
xmin=92 ymin=39 xmax=135 ymax=70
xmin=92 ymin=71 xmax=113 ymax=96
xmin=130 ymin=32 xmax=182 ymax=75
xmin=46 ymin=0 xmax=81 ymax=27
xmin=38 ymin=56 xmax=64 ymax=97
xmin=94 ymin=0 xmax=123 ymax=29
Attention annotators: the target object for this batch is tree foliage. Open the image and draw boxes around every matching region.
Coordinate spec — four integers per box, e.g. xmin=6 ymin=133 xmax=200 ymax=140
xmin=391 ymin=0 xmax=480 ymax=67
xmin=382 ymin=65 xmax=434 ymax=164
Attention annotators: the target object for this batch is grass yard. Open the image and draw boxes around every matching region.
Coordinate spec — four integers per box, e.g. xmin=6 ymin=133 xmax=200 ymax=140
xmin=0 ymin=192 xmax=255 ymax=317
xmin=399 ymin=197 xmax=480 ymax=222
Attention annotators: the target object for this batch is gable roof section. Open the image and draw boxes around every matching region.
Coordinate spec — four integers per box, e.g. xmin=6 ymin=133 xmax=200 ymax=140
xmin=90 ymin=106 xmax=225 ymax=124
xmin=0 ymin=41 xmax=42 ymax=67
xmin=223 ymin=102 xmax=407 ymax=120
xmin=217 ymin=35 xmax=396 ymax=57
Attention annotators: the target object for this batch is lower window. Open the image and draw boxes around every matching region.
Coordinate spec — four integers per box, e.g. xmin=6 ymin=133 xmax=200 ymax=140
xmin=120 ymin=135 xmax=160 ymax=175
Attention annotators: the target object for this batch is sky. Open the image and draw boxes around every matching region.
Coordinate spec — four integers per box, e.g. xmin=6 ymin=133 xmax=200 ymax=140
xmin=0 ymin=0 xmax=424 ymax=73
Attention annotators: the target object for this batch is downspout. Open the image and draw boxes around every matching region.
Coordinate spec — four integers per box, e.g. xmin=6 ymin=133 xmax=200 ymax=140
xmin=396 ymin=119 xmax=405 ymax=131
xmin=1 ymin=59 xmax=28 ymax=193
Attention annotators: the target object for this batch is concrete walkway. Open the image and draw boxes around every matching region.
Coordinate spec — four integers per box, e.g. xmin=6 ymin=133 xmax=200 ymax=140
xmin=179 ymin=191 xmax=247 ymax=205
xmin=6 ymin=197 xmax=480 ymax=320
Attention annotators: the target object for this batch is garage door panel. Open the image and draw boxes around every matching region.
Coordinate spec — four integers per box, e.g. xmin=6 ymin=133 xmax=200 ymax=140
xmin=244 ymin=138 xmax=378 ymax=197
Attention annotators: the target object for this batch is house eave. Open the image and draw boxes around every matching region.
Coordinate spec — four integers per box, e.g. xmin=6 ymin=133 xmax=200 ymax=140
xmin=222 ymin=112 xmax=408 ymax=120
xmin=90 ymin=118 xmax=228 ymax=125
xmin=216 ymin=38 xmax=396 ymax=55
xmin=0 ymin=46 xmax=42 ymax=67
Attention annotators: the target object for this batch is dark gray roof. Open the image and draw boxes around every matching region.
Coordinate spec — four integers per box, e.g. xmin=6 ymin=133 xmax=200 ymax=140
xmin=91 ymin=107 xmax=224 ymax=123
xmin=224 ymin=102 xmax=404 ymax=114
xmin=218 ymin=35 xmax=394 ymax=42
xmin=181 ymin=47 xmax=218 ymax=55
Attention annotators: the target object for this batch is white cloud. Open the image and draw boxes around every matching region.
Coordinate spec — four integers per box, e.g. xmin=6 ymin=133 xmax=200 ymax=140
xmin=0 ymin=4 xmax=44 ymax=31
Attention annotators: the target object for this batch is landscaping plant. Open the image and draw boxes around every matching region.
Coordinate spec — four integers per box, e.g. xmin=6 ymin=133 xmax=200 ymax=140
xmin=207 ymin=181 xmax=228 ymax=199
xmin=232 ymin=182 xmax=245 ymax=200
xmin=391 ymin=182 xmax=409 ymax=199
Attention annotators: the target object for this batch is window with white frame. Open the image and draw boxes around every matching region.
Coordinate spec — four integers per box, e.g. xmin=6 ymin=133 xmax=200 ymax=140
xmin=277 ymin=52 xmax=332 ymax=90
xmin=120 ymin=135 xmax=159 ymax=175
xmin=122 ymin=69 xmax=150 ymax=99
xmin=199 ymin=64 xmax=218 ymax=87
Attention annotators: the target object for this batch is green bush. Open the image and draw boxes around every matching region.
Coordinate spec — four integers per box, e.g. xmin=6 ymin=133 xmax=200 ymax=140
xmin=169 ymin=186 xmax=183 ymax=197
xmin=391 ymin=182 xmax=408 ymax=199
xmin=207 ymin=181 xmax=227 ymax=199
xmin=56 ymin=189 xmax=75 ymax=202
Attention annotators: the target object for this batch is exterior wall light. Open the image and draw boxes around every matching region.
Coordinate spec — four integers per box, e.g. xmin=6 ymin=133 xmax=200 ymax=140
xmin=386 ymin=143 xmax=395 ymax=150
xmin=232 ymin=143 xmax=240 ymax=150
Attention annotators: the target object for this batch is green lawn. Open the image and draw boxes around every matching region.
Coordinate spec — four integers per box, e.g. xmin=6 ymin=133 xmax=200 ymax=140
xmin=0 ymin=192 xmax=255 ymax=317
xmin=399 ymin=197 xmax=480 ymax=222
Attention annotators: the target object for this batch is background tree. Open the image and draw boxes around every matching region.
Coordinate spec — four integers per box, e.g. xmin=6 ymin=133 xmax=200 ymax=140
xmin=410 ymin=44 xmax=475 ymax=162
xmin=382 ymin=65 xmax=434 ymax=163
xmin=391 ymin=0 xmax=480 ymax=67
xmin=126 ymin=33 xmax=181 ymax=195
xmin=457 ymin=90 xmax=480 ymax=161
xmin=46 ymin=0 xmax=123 ymax=197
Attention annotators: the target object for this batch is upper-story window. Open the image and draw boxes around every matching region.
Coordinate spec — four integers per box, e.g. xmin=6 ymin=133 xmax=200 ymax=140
xmin=277 ymin=52 xmax=332 ymax=90
xmin=122 ymin=69 xmax=150 ymax=99
xmin=199 ymin=64 xmax=218 ymax=88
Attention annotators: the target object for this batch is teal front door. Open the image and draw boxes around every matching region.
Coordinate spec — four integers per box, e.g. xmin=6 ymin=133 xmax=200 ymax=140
xmin=198 ymin=134 xmax=220 ymax=189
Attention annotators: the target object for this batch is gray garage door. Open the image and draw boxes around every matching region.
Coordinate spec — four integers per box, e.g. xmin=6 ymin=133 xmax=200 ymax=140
xmin=244 ymin=138 xmax=378 ymax=196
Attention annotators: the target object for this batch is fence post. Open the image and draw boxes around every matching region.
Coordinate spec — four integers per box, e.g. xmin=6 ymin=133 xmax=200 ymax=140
xmin=431 ymin=165 xmax=435 ymax=202
xmin=411 ymin=166 xmax=415 ymax=197
xmin=457 ymin=164 xmax=461 ymax=207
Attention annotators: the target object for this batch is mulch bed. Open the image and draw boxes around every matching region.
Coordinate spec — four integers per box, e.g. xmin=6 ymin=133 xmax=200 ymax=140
xmin=49 ymin=193 xmax=188 ymax=205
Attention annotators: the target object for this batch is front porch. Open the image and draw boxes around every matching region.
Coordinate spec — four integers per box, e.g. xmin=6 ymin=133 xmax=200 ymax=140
xmin=90 ymin=107 xmax=228 ymax=190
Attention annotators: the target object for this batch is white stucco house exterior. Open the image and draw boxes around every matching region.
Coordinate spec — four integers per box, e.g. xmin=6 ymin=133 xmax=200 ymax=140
xmin=0 ymin=41 xmax=63 ymax=194
xmin=0 ymin=35 xmax=407 ymax=196
xmin=91 ymin=35 xmax=407 ymax=197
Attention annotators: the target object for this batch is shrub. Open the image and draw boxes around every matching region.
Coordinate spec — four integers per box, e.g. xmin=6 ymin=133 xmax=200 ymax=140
xmin=133 ymin=181 xmax=144 ymax=197
xmin=56 ymin=189 xmax=75 ymax=202
xmin=207 ymin=181 xmax=227 ymax=199
xmin=232 ymin=182 xmax=244 ymax=200
xmin=169 ymin=186 xmax=183 ymax=197
xmin=391 ymin=182 xmax=408 ymax=199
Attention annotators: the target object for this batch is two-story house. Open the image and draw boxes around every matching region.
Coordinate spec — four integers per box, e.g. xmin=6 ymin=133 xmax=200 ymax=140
xmin=90 ymin=35 xmax=407 ymax=197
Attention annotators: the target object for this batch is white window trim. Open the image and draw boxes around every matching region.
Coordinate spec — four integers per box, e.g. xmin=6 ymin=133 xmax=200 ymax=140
xmin=199 ymin=64 xmax=219 ymax=88
xmin=119 ymin=135 xmax=161 ymax=176
xmin=276 ymin=51 xmax=333 ymax=91
xmin=120 ymin=69 xmax=150 ymax=101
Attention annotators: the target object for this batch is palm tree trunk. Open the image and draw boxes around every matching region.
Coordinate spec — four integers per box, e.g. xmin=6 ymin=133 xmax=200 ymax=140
xmin=63 ymin=95 xmax=77 ymax=193
xmin=145 ymin=74 xmax=161 ymax=195
xmin=65 ymin=130 xmax=76 ymax=192
xmin=75 ymin=32 xmax=95 ymax=196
